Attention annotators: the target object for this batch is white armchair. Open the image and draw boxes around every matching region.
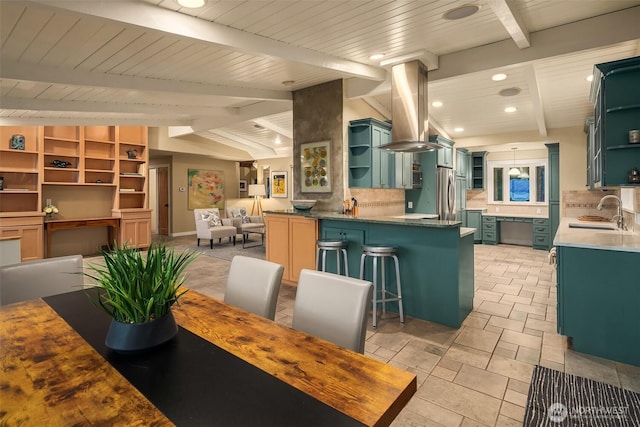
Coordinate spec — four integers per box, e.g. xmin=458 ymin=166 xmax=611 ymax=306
xmin=194 ymin=208 xmax=238 ymax=249
xmin=225 ymin=207 xmax=265 ymax=237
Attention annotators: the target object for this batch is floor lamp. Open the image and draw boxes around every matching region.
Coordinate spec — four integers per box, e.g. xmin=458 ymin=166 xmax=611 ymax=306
xmin=248 ymin=184 xmax=266 ymax=216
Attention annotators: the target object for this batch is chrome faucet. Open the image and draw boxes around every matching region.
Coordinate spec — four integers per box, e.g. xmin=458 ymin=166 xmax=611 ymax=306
xmin=597 ymin=194 xmax=626 ymax=230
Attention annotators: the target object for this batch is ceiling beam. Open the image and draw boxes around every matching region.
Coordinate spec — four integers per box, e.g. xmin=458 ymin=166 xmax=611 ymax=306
xmin=0 ymin=96 xmax=233 ymax=118
xmin=33 ymin=0 xmax=386 ymax=82
xmin=0 ymin=61 xmax=291 ymax=101
xmin=362 ymin=96 xmax=391 ymax=120
xmin=0 ymin=116 xmax=188 ymax=126
xmin=524 ymin=65 xmax=547 ymax=137
xmin=430 ymin=6 xmax=640 ymax=81
xmin=252 ymin=118 xmax=292 ymax=140
xmin=204 ymin=129 xmax=278 ymax=157
xmin=487 ymin=0 xmax=531 ymax=49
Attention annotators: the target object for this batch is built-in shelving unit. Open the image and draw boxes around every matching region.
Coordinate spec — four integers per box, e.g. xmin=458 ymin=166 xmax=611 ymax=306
xmin=471 ymin=151 xmax=487 ymax=190
xmin=0 ymin=125 xmax=150 ymax=260
xmin=590 ymin=57 xmax=640 ymax=187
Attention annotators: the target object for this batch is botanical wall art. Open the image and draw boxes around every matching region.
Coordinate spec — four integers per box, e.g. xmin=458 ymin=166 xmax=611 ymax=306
xmin=270 ymin=171 xmax=288 ymax=198
xmin=301 ymin=140 xmax=330 ymax=192
xmin=188 ymin=169 xmax=224 ymax=209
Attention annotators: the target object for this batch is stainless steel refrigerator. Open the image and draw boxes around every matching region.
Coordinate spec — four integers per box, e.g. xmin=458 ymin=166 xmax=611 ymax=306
xmin=436 ymin=167 xmax=456 ymax=220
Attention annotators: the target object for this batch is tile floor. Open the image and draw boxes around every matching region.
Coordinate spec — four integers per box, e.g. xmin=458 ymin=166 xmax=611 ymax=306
xmin=160 ymin=236 xmax=640 ymax=427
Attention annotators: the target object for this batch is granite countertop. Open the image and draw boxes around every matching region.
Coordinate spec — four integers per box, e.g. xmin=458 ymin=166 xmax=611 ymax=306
xmin=460 ymin=227 xmax=476 ymax=238
xmin=553 ymin=218 xmax=640 ymax=253
xmin=482 ymin=212 xmax=549 ymax=219
xmin=264 ymin=210 xmax=462 ymax=228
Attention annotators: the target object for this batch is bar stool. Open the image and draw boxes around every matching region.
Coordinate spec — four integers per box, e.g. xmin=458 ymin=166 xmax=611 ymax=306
xmin=316 ymin=239 xmax=349 ymax=276
xmin=359 ymin=244 xmax=404 ymax=328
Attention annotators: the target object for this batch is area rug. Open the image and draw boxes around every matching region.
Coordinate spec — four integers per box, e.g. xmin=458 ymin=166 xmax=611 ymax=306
xmin=174 ymin=238 xmax=265 ymax=262
xmin=524 ymin=365 xmax=640 ymax=426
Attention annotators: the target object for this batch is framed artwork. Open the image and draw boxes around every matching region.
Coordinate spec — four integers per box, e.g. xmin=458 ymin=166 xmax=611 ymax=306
xmin=301 ymin=140 xmax=330 ymax=192
xmin=239 ymin=180 xmax=247 ymax=192
xmin=270 ymin=171 xmax=288 ymax=198
xmin=188 ymin=169 xmax=224 ymax=209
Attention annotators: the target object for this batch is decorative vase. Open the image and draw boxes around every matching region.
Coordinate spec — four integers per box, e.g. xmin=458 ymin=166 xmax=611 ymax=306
xmin=105 ymin=311 xmax=178 ymax=353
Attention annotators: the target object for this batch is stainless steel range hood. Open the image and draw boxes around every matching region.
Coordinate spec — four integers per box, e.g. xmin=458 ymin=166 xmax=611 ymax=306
xmin=378 ymin=60 xmax=442 ymax=153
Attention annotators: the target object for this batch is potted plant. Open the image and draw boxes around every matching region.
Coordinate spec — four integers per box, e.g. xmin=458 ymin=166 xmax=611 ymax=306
xmin=84 ymin=243 xmax=199 ymax=353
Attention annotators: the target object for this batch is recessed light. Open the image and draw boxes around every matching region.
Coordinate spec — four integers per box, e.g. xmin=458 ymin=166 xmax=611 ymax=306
xmin=253 ymin=124 xmax=265 ymax=130
xmin=281 ymin=80 xmax=295 ymax=86
xmin=177 ymin=0 xmax=206 ymax=8
xmin=586 ymin=74 xmax=594 ymax=82
xmin=275 ymin=137 xmax=282 ymax=145
xmin=454 ymin=127 xmax=464 ymax=132
xmin=499 ymin=87 xmax=521 ymax=97
xmin=492 ymin=73 xmax=507 ymax=81
xmin=369 ymin=53 xmax=385 ymax=60
xmin=432 ymin=101 xmax=443 ymax=108
xmin=443 ymin=4 xmax=480 ymax=20
xmin=504 ymin=106 xmax=517 ymax=113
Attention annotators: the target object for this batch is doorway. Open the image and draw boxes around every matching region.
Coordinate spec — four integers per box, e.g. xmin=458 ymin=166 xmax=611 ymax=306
xmin=150 ymin=165 xmax=170 ymax=236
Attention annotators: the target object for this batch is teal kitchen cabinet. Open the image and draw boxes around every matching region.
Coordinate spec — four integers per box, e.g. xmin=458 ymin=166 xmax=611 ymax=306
xmin=455 ymin=147 xmax=468 ymax=178
xmin=546 ymin=143 xmax=560 ymax=241
xmin=394 ymin=152 xmax=414 ymax=189
xmin=556 ymin=245 xmax=640 ymax=366
xmin=584 ymin=117 xmax=596 ymax=189
xmin=319 ymin=221 xmax=367 ymax=277
xmin=348 ymin=118 xmax=394 ymax=188
xmin=482 ymin=215 xmax=499 ymax=244
xmin=532 ymin=218 xmax=550 ymax=250
xmin=430 ymin=135 xmax=454 ymax=168
xmin=591 ymin=56 xmax=640 ymax=187
xmin=465 ymin=210 xmax=484 ymax=243
xmin=471 ymin=151 xmax=487 ymax=190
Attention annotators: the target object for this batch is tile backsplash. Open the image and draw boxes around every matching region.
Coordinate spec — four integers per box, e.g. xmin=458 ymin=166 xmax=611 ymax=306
xmin=563 ymin=188 xmax=639 ymax=233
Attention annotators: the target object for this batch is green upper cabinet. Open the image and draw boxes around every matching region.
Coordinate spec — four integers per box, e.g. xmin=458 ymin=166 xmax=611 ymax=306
xmin=394 ymin=152 xmax=414 ymax=189
xmin=430 ymin=135 xmax=454 ymax=168
xmin=471 ymin=151 xmax=487 ymax=189
xmin=348 ymin=118 xmax=394 ymax=188
xmin=591 ymin=56 xmax=640 ymax=187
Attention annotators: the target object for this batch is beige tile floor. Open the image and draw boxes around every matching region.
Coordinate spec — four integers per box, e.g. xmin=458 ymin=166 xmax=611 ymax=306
xmin=161 ymin=236 xmax=640 ymax=427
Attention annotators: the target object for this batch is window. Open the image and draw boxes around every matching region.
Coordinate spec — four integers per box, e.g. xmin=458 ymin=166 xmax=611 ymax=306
xmin=488 ymin=160 xmax=547 ymax=205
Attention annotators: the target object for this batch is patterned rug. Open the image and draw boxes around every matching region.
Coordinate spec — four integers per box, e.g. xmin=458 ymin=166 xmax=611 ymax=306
xmin=175 ymin=238 xmax=265 ymax=262
xmin=524 ymin=365 xmax=640 ymax=426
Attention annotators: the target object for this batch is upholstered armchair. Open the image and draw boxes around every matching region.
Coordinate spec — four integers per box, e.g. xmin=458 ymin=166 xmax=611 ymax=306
xmin=225 ymin=207 xmax=265 ymax=238
xmin=194 ymin=208 xmax=238 ymax=249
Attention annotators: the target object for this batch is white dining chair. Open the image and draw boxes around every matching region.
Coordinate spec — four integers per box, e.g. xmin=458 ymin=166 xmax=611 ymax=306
xmin=224 ymin=255 xmax=284 ymax=320
xmin=0 ymin=254 xmax=84 ymax=306
xmin=292 ymin=269 xmax=373 ymax=354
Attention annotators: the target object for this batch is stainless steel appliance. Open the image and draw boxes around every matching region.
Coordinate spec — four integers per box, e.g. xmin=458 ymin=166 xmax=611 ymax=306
xmin=378 ymin=60 xmax=442 ymax=153
xmin=436 ymin=167 xmax=456 ymax=220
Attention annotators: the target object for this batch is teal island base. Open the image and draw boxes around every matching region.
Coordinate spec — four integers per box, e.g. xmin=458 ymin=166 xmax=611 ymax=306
xmin=557 ymin=246 xmax=640 ymax=367
xmin=319 ymin=218 xmax=474 ymax=328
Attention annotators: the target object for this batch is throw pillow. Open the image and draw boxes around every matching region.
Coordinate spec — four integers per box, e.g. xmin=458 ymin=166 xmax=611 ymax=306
xmin=238 ymin=207 xmax=250 ymax=224
xmin=230 ymin=208 xmax=250 ymax=224
xmin=208 ymin=210 xmax=222 ymax=227
xmin=201 ymin=210 xmax=221 ymax=227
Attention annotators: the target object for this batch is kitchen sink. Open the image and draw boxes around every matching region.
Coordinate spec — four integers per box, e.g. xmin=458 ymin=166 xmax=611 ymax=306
xmin=568 ymin=222 xmax=616 ymax=230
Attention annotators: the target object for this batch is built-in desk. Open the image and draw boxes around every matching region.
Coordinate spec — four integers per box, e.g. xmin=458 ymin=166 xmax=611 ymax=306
xmin=44 ymin=217 xmax=119 ymax=258
xmin=482 ymin=214 xmax=550 ymax=250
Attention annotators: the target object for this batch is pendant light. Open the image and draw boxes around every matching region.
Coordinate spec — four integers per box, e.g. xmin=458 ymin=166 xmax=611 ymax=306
xmin=508 ymin=147 xmax=521 ymax=177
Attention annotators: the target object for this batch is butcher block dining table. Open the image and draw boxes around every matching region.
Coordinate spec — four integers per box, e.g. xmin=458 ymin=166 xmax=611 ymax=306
xmin=0 ymin=289 xmax=416 ymax=426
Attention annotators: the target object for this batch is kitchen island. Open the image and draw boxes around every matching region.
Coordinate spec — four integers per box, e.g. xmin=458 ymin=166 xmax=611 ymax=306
xmin=265 ymin=210 xmax=475 ymax=328
xmin=554 ymin=218 xmax=640 ymax=366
